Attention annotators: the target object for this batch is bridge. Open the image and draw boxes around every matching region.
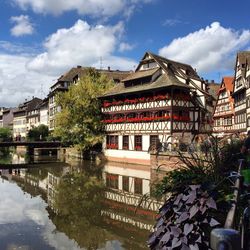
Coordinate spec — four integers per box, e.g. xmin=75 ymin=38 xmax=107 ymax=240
xmin=0 ymin=141 xmax=62 ymax=148
xmin=0 ymin=141 xmax=63 ymax=156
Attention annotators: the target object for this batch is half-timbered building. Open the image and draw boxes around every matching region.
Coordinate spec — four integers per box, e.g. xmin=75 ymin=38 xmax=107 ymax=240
xmin=100 ymin=52 xmax=213 ymax=164
xmin=232 ymin=51 xmax=250 ymax=133
xmin=213 ymin=77 xmax=235 ymax=136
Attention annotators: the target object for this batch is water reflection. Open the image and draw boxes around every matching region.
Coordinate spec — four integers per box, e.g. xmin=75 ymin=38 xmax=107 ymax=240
xmin=0 ymin=150 xmax=163 ymax=249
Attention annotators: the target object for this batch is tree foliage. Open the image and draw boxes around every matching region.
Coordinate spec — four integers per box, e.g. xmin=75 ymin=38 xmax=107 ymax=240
xmin=53 ymin=68 xmax=114 ymax=151
xmin=27 ymin=124 xmax=49 ymax=141
xmin=53 ymin=172 xmax=109 ymax=249
xmin=0 ymin=127 xmax=12 ymax=141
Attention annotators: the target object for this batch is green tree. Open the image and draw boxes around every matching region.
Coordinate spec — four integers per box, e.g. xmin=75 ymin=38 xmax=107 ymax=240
xmin=0 ymin=127 xmax=12 ymax=141
xmin=27 ymin=124 xmax=49 ymax=141
xmin=53 ymin=68 xmax=114 ymax=151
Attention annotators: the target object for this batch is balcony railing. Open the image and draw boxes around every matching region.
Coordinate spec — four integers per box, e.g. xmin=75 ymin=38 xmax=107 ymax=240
xmin=102 ymin=94 xmax=192 ymax=113
xmin=102 ymin=115 xmax=190 ymax=124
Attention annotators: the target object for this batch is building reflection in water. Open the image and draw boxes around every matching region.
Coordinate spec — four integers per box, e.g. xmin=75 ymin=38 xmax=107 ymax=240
xmin=1 ymin=156 xmax=164 ymax=249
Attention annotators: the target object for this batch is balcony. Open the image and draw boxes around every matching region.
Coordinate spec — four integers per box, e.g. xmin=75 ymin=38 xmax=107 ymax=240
xmin=102 ymin=94 xmax=192 ymax=113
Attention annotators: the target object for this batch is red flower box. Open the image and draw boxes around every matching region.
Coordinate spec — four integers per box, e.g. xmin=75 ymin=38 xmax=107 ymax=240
xmin=107 ymin=144 xmax=118 ymax=149
xmin=103 ymin=101 xmax=112 ymax=108
xmin=135 ymin=145 xmax=142 ymax=151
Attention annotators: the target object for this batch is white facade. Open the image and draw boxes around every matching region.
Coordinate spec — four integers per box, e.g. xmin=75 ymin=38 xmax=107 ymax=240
xmin=40 ymin=105 xmax=49 ymax=126
xmin=13 ymin=115 xmax=27 ymax=138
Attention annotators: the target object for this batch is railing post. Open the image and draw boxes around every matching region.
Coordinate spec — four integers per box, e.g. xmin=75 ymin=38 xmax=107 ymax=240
xmin=224 ymin=159 xmax=244 ymax=229
xmin=210 ymin=159 xmax=244 ymax=250
xmin=210 ymin=228 xmax=241 ymax=250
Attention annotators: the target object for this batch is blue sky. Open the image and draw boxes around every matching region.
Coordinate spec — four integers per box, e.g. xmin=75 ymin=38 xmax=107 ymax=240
xmin=1 ymin=0 xmax=250 ymax=106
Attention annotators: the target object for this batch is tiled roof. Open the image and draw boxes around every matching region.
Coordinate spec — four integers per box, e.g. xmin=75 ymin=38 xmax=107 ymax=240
xmin=122 ymin=67 xmax=159 ymax=82
xmin=102 ymin=72 xmax=193 ymax=98
xmin=237 ymin=51 xmax=250 ymax=77
xmin=144 ymin=52 xmax=201 ymax=80
xmin=208 ymin=82 xmax=220 ymax=99
xmin=51 ymin=67 xmax=131 ymax=89
xmin=101 ymin=52 xmax=200 ymax=98
xmin=237 ymin=51 xmax=250 ymax=65
xmin=222 ymin=77 xmax=234 ymax=93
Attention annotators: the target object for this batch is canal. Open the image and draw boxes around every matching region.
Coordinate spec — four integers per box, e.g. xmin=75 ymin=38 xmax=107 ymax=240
xmin=0 ymin=147 xmax=164 ymax=250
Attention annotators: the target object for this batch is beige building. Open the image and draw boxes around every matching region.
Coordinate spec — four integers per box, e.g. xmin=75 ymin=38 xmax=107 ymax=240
xmin=48 ymin=66 xmax=131 ymax=131
xmin=13 ymin=109 xmax=26 ymax=140
xmin=13 ymin=97 xmax=42 ymax=140
xmin=26 ymin=98 xmax=43 ymax=131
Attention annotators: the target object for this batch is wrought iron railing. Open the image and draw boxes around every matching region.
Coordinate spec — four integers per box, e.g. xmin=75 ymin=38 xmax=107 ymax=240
xmin=210 ymin=159 xmax=244 ymax=250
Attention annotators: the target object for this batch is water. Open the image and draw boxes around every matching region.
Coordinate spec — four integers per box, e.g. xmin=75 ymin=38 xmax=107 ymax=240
xmin=0 ymin=148 xmax=164 ymax=250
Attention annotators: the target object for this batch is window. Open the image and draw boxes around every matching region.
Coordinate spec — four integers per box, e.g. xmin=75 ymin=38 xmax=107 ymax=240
xmin=134 ymin=135 xmax=142 ymax=151
xmin=150 ymin=135 xmax=159 ymax=149
xmin=106 ymin=174 xmax=118 ymax=189
xmin=106 ymin=135 xmax=118 ymax=149
xmin=123 ymin=135 xmax=129 ymax=150
xmin=134 ymin=178 xmax=143 ymax=194
xmin=122 ymin=176 xmax=129 ymax=192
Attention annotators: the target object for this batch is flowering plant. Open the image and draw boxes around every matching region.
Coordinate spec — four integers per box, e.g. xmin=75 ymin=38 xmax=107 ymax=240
xmin=106 ymin=143 xmax=118 ymax=149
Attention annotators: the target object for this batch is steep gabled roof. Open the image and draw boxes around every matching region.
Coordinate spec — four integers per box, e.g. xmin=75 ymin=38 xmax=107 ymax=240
xmin=236 ymin=51 xmax=250 ymax=78
xmin=102 ymin=69 xmax=193 ymax=98
xmin=102 ymin=52 xmax=202 ymax=98
xmin=207 ymin=82 xmax=220 ymax=101
xmin=232 ymin=51 xmax=250 ymax=94
xmin=213 ymin=76 xmax=234 ymax=117
xmin=145 ymin=52 xmax=200 ymax=80
xmin=222 ymin=77 xmax=234 ymax=93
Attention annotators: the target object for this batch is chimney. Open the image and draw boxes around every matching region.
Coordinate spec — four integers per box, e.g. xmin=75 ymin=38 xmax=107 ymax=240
xmin=108 ymin=66 xmax=111 ymax=71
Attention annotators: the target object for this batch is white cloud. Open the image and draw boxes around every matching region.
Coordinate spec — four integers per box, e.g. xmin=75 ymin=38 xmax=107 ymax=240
xmin=0 ymin=53 xmax=54 ymax=107
xmin=159 ymin=22 xmax=250 ymax=73
xmin=119 ymin=42 xmax=135 ymax=52
xmin=27 ymin=20 xmax=136 ymax=75
xmin=10 ymin=15 xmax=34 ymax=37
xmin=13 ymin=0 xmax=153 ymax=18
xmin=0 ymin=20 xmax=136 ymax=106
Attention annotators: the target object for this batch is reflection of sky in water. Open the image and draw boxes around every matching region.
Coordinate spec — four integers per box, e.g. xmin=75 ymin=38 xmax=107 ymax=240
xmin=0 ymin=179 xmax=124 ymax=250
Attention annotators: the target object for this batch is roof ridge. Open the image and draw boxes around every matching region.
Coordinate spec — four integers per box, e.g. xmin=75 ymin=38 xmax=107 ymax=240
xmin=148 ymin=51 xmax=193 ymax=68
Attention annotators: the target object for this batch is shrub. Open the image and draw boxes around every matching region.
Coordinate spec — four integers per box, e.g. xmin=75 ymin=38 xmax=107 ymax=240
xmin=148 ymin=185 xmax=220 ymax=250
xmin=0 ymin=127 xmax=12 ymax=141
xmin=27 ymin=124 xmax=49 ymax=141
